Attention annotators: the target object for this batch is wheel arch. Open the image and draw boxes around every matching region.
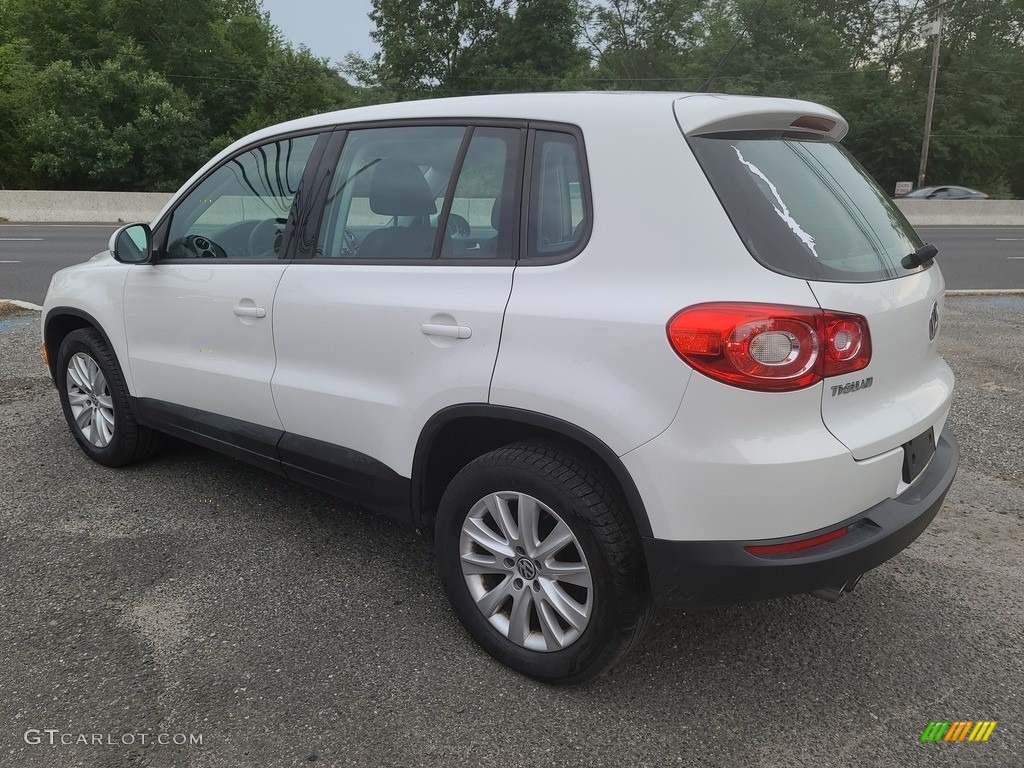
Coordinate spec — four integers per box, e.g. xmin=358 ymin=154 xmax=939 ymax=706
xmin=43 ymin=308 xmax=119 ymax=385
xmin=411 ymin=404 xmax=654 ymax=539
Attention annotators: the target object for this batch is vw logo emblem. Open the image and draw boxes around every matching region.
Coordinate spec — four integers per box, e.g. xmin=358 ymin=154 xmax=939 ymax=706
xmin=517 ymin=558 xmax=537 ymax=580
xmin=928 ymin=301 xmax=939 ymax=342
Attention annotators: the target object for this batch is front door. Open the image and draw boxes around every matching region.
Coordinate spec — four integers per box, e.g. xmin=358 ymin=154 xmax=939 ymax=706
xmin=123 ymin=133 xmax=322 ymax=431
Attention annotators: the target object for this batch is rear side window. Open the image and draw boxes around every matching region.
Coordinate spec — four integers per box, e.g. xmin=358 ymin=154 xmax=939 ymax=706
xmin=315 ymin=126 xmax=466 ymax=260
xmin=314 ymin=125 xmax=522 ymax=261
xmin=689 ymin=135 xmax=925 ymax=282
xmin=528 ymin=131 xmax=588 ymax=258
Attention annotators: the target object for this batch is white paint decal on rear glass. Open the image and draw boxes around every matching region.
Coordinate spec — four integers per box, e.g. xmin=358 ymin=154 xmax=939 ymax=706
xmin=732 ymin=146 xmax=820 ymax=258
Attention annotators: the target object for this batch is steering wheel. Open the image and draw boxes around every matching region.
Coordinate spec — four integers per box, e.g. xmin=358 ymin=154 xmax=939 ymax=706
xmin=341 ymin=227 xmax=360 ymax=256
xmin=248 ymin=217 xmax=286 ymax=258
xmin=181 ymin=234 xmax=227 ymax=259
xmin=446 ymin=213 xmax=471 ymax=238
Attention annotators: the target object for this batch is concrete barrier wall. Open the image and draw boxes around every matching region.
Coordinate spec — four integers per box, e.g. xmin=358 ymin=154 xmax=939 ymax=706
xmin=893 ymin=200 xmax=1024 ymax=226
xmin=2 ymin=190 xmax=1023 ymax=226
xmin=0 ymin=190 xmax=172 ymax=223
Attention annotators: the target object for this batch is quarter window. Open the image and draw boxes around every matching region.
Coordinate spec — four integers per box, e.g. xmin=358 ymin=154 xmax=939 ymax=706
xmin=165 ymin=134 xmax=319 ymax=260
xmin=528 ymin=131 xmax=587 ymax=258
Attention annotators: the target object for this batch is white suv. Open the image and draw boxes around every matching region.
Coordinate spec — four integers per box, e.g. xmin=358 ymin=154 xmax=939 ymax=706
xmin=42 ymin=93 xmax=959 ymax=684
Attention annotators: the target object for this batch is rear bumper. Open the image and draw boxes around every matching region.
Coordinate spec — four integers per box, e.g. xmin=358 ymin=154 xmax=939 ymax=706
xmin=642 ymin=431 xmax=959 ymax=607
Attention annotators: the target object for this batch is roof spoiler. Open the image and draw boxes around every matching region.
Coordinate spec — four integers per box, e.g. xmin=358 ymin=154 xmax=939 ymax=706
xmin=673 ymin=94 xmax=848 ymax=141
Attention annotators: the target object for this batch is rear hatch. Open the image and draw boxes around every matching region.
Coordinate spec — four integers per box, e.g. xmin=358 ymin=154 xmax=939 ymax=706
xmin=677 ymin=96 xmax=954 ymax=463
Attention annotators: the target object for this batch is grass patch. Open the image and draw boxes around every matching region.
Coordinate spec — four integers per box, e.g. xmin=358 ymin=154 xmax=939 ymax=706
xmin=0 ymin=301 xmax=28 ymax=318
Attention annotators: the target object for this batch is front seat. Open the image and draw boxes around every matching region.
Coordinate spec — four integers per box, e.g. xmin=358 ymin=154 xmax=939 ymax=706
xmin=357 ymin=159 xmax=444 ymax=259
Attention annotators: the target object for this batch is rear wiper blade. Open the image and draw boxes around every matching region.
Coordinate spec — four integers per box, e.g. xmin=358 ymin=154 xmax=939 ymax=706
xmin=902 ymin=243 xmax=938 ymax=269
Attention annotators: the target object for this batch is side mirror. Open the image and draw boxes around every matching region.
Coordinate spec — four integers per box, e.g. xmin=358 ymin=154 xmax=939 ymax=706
xmin=109 ymin=223 xmax=153 ymax=264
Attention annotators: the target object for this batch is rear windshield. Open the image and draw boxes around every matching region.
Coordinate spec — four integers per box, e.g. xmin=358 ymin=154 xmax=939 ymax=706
xmin=688 ymin=134 xmax=926 ymax=282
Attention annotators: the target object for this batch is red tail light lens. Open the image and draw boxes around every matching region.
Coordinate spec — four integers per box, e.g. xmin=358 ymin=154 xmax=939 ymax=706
xmin=667 ymin=303 xmax=871 ymax=392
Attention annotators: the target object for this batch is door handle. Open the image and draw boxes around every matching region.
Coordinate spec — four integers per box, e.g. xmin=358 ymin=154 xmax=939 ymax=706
xmin=233 ymin=305 xmax=266 ymax=318
xmin=421 ymin=323 xmax=472 ymax=339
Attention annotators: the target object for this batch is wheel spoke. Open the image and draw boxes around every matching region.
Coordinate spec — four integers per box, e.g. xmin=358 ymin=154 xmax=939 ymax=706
xmin=535 ymin=596 xmax=567 ymax=650
xmin=539 ymin=579 xmax=589 ymax=632
xmin=485 ymin=493 xmax=520 ymax=545
xmin=534 ymin=521 xmax=574 ymax=562
xmin=75 ymin=405 xmax=93 ymax=430
xmin=517 ymin=494 xmax=542 ymax=553
xmin=68 ymin=356 xmax=91 ymax=392
xmin=473 ymin=574 xmax=514 ymax=618
xmin=89 ymin=360 xmax=104 ymax=391
xmin=96 ymin=408 xmax=115 ymax=446
xmin=506 ymin=588 xmax=535 ymax=646
xmin=543 ymin=560 xmax=593 ymax=588
xmin=460 ymin=552 xmax=507 ymax=576
xmin=68 ymin=392 xmax=90 ymax=407
xmin=87 ymin=413 xmax=101 ymax=445
xmin=96 ymin=394 xmax=113 ymax=410
xmin=463 ymin=516 xmax=514 ymax=560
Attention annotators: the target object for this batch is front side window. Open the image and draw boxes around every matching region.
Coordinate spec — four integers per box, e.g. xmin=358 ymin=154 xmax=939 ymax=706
xmin=166 ymin=134 xmax=319 ymax=260
xmin=689 ymin=134 xmax=925 ymax=282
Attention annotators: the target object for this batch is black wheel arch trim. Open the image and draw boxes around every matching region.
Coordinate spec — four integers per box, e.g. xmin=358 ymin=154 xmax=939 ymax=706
xmin=44 ymin=307 xmax=120 ymax=385
xmin=412 ymin=404 xmax=654 ymax=538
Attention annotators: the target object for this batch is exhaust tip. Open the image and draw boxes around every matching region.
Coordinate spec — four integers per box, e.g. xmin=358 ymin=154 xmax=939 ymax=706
xmin=810 ymin=585 xmax=846 ymax=602
xmin=809 ymin=574 xmax=864 ymax=602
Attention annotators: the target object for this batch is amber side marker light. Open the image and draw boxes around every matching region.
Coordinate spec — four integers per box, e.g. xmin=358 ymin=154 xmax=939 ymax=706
xmin=744 ymin=526 xmax=849 ymax=557
xmin=41 ymin=342 xmax=49 ymax=366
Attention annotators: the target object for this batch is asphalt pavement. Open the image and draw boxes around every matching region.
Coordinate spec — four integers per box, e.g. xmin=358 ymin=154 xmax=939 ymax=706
xmin=917 ymin=226 xmax=1024 ymax=291
xmin=1 ymin=224 xmax=1024 ymax=306
xmin=0 ymin=296 xmax=1021 ymax=767
xmin=0 ymin=224 xmax=114 ymax=306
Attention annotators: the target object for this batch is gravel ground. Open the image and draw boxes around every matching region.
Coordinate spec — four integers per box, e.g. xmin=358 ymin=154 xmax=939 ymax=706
xmin=0 ymin=297 xmax=1021 ymax=768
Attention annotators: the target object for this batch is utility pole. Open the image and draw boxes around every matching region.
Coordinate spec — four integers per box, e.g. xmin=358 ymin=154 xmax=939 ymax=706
xmin=917 ymin=2 xmax=945 ymax=189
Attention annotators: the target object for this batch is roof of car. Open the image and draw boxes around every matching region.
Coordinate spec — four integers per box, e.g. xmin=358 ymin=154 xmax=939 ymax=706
xmin=167 ymin=91 xmax=847 ymax=218
xmin=231 ymin=90 xmax=847 ymax=151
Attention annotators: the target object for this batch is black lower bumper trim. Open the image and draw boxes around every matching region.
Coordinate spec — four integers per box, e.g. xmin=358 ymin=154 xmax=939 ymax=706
xmin=643 ymin=431 xmax=960 ymax=607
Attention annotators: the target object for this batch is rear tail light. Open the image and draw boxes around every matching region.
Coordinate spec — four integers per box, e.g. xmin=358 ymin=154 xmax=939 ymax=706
xmin=667 ymin=303 xmax=871 ymax=392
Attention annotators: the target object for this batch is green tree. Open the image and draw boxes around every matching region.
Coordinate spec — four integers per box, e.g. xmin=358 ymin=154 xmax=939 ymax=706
xmin=28 ymin=44 xmax=209 ymax=190
xmin=0 ymin=0 xmax=359 ymax=190
xmin=0 ymin=41 xmax=40 ymax=187
xmin=456 ymin=0 xmax=590 ymax=92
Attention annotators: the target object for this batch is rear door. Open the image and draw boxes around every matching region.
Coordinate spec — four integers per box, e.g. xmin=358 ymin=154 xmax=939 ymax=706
xmin=270 ymin=124 xmax=523 ymax=491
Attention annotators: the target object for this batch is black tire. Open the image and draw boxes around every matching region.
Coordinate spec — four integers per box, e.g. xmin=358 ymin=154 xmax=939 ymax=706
xmin=56 ymin=328 xmax=163 ymax=467
xmin=435 ymin=440 xmax=652 ymax=684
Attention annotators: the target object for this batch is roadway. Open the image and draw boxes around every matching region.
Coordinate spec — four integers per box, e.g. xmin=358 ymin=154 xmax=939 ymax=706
xmin=2 ymin=224 xmax=1023 ymax=306
xmin=1 ymin=224 xmax=114 ymax=306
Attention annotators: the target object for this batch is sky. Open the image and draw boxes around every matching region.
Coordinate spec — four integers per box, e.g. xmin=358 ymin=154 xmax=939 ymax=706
xmin=259 ymin=0 xmax=378 ymax=66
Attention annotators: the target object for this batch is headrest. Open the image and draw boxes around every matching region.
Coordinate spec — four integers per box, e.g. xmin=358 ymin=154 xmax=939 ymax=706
xmin=491 ymin=194 xmax=503 ymax=230
xmin=369 ymin=158 xmax=437 ymax=216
